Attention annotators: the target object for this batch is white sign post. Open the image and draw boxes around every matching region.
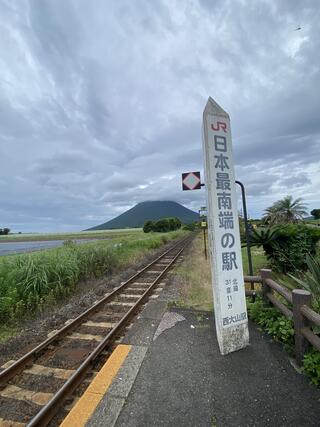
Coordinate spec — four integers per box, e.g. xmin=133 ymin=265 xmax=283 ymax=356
xmin=202 ymin=97 xmax=249 ymax=355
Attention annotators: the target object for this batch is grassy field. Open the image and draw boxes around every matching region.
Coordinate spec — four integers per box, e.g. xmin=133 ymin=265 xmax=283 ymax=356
xmin=0 ymin=228 xmax=142 ymax=242
xmin=176 ymin=234 xmax=316 ymax=308
xmin=173 ymin=235 xmax=270 ymax=311
xmin=305 ymin=219 xmax=320 ymax=226
xmin=241 ymin=246 xmax=268 ymax=275
xmin=0 ymin=229 xmax=187 ymax=340
xmin=174 ymin=235 xmax=213 ymax=311
xmin=0 ymin=325 xmax=17 ymax=343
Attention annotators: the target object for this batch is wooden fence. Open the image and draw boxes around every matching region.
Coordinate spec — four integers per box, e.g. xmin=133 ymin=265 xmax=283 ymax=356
xmin=244 ymin=269 xmax=320 ymax=365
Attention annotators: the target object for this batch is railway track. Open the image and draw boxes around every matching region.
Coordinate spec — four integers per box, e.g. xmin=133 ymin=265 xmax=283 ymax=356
xmin=0 ymin=234 xmax=193 ymax=427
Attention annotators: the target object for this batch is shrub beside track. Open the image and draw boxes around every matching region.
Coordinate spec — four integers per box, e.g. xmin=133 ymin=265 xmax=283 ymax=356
xmin=0 ymin=230 xmax=187 ymax=324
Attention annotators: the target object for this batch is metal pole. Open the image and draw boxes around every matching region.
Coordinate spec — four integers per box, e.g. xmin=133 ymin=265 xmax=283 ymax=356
xmin=235 ymin=180 xmax=254 ymax=282
xmin=203 ymin=227 xmax=207 ymax=260
xmin=199 ymin=208 xmax=207 ymax=260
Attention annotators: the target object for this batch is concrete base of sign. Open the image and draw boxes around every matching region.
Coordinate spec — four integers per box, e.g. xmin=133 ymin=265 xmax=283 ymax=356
xmin=217 ymin=323 xmax=249 ymax=355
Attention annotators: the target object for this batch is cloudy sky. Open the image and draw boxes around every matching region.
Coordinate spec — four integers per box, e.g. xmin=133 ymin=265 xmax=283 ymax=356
xmin=1 ymin=0 xmax=319 ymax=232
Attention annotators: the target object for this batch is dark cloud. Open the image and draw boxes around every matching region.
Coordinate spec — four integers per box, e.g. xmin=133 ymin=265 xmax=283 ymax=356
xmin=0 ymin=0 xmax=319 ymax=231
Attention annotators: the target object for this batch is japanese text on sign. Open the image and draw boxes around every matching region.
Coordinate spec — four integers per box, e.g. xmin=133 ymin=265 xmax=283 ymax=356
xmin=202 ymin=96 xmax=249 ymax=354
xmin=208 ymin=116 xmax=247 ymax=328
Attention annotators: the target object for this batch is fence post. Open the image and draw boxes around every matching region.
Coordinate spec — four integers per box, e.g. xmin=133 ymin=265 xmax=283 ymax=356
xmin=292 ymin=289 xmax=311 ymax=366
xmin=260 ymin=269 xmax=272 ymax=304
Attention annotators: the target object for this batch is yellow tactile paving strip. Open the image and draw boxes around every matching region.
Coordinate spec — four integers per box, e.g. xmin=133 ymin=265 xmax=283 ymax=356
xmin=59 ymin=344 xmax=132 ymax=427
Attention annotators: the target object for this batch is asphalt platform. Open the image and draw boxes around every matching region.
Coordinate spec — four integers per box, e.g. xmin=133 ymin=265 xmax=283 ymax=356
xmin=64 ymin=281 xmax=320 ymax=427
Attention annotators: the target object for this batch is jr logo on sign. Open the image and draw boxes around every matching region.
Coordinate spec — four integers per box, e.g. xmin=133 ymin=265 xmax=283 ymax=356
xmin=211 ymin=122 xmax=227 ymax=133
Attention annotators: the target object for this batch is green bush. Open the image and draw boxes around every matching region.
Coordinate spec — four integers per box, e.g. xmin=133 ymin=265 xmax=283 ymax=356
xmin=143 ymin=217 xmax=182 ymax=233
xmin=0 ymin=244 xmax=118 ymax=322
xmin=246 ymin=227 xmax=279 ymax=247
xmin=182 ymin=222 xmax=198 ymax=231
xmin=143 ymin=220 xmax=154 ymax=233
xmin=288 ymin=255 xmax=320 ymax=312
xmin=0 ymin=230 xmax=185 ymax=323
xmin=239 ymin=218 xmax=246 ymax=241
xmin=248 ymin=225 xmax=320 ymax=273
xmin=168 ymin=217 xmax=182 ymax=230
xmin=303 ymin=350 xmax=320 ymax=386
xmin=0 ymin=228 xmax=10 ymax=235
xmin=152 ymin=218 xmax=170 ymax=232
xmin=247 ymin=297 xmax=294 ymax=352
xmin=248 ymin=297 xmax=320 ymax=386
xmin=311 ymin=209 xmax=320 ymax=220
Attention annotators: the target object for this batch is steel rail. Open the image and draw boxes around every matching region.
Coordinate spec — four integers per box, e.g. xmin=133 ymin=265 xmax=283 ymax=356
xmin=27 ymin=237 xmax=191 ymax=427
xmin=0 ymin=234 xmax=192 ymax=386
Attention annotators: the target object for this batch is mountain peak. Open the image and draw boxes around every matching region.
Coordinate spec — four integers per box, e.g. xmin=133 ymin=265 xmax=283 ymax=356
xmin=86 ymin=200 xmax=198 ymax=230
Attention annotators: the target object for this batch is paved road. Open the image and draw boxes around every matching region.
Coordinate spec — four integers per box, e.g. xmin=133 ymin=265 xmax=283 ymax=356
xmin=0 ymin=239 xmax=99 ymax=256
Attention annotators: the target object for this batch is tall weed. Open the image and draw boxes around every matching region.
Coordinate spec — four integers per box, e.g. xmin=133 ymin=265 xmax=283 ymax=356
xmin=0 ymin=230 xmax=186 ymax=322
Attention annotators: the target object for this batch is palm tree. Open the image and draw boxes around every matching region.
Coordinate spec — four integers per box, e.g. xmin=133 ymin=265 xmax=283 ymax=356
xmin=263 ymin=196 xmax=308 ymax=225
xmin=263 ymin=205 xmax=282 ymax=225
xmin=243 ymin=227 xmax=279 ymax=247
